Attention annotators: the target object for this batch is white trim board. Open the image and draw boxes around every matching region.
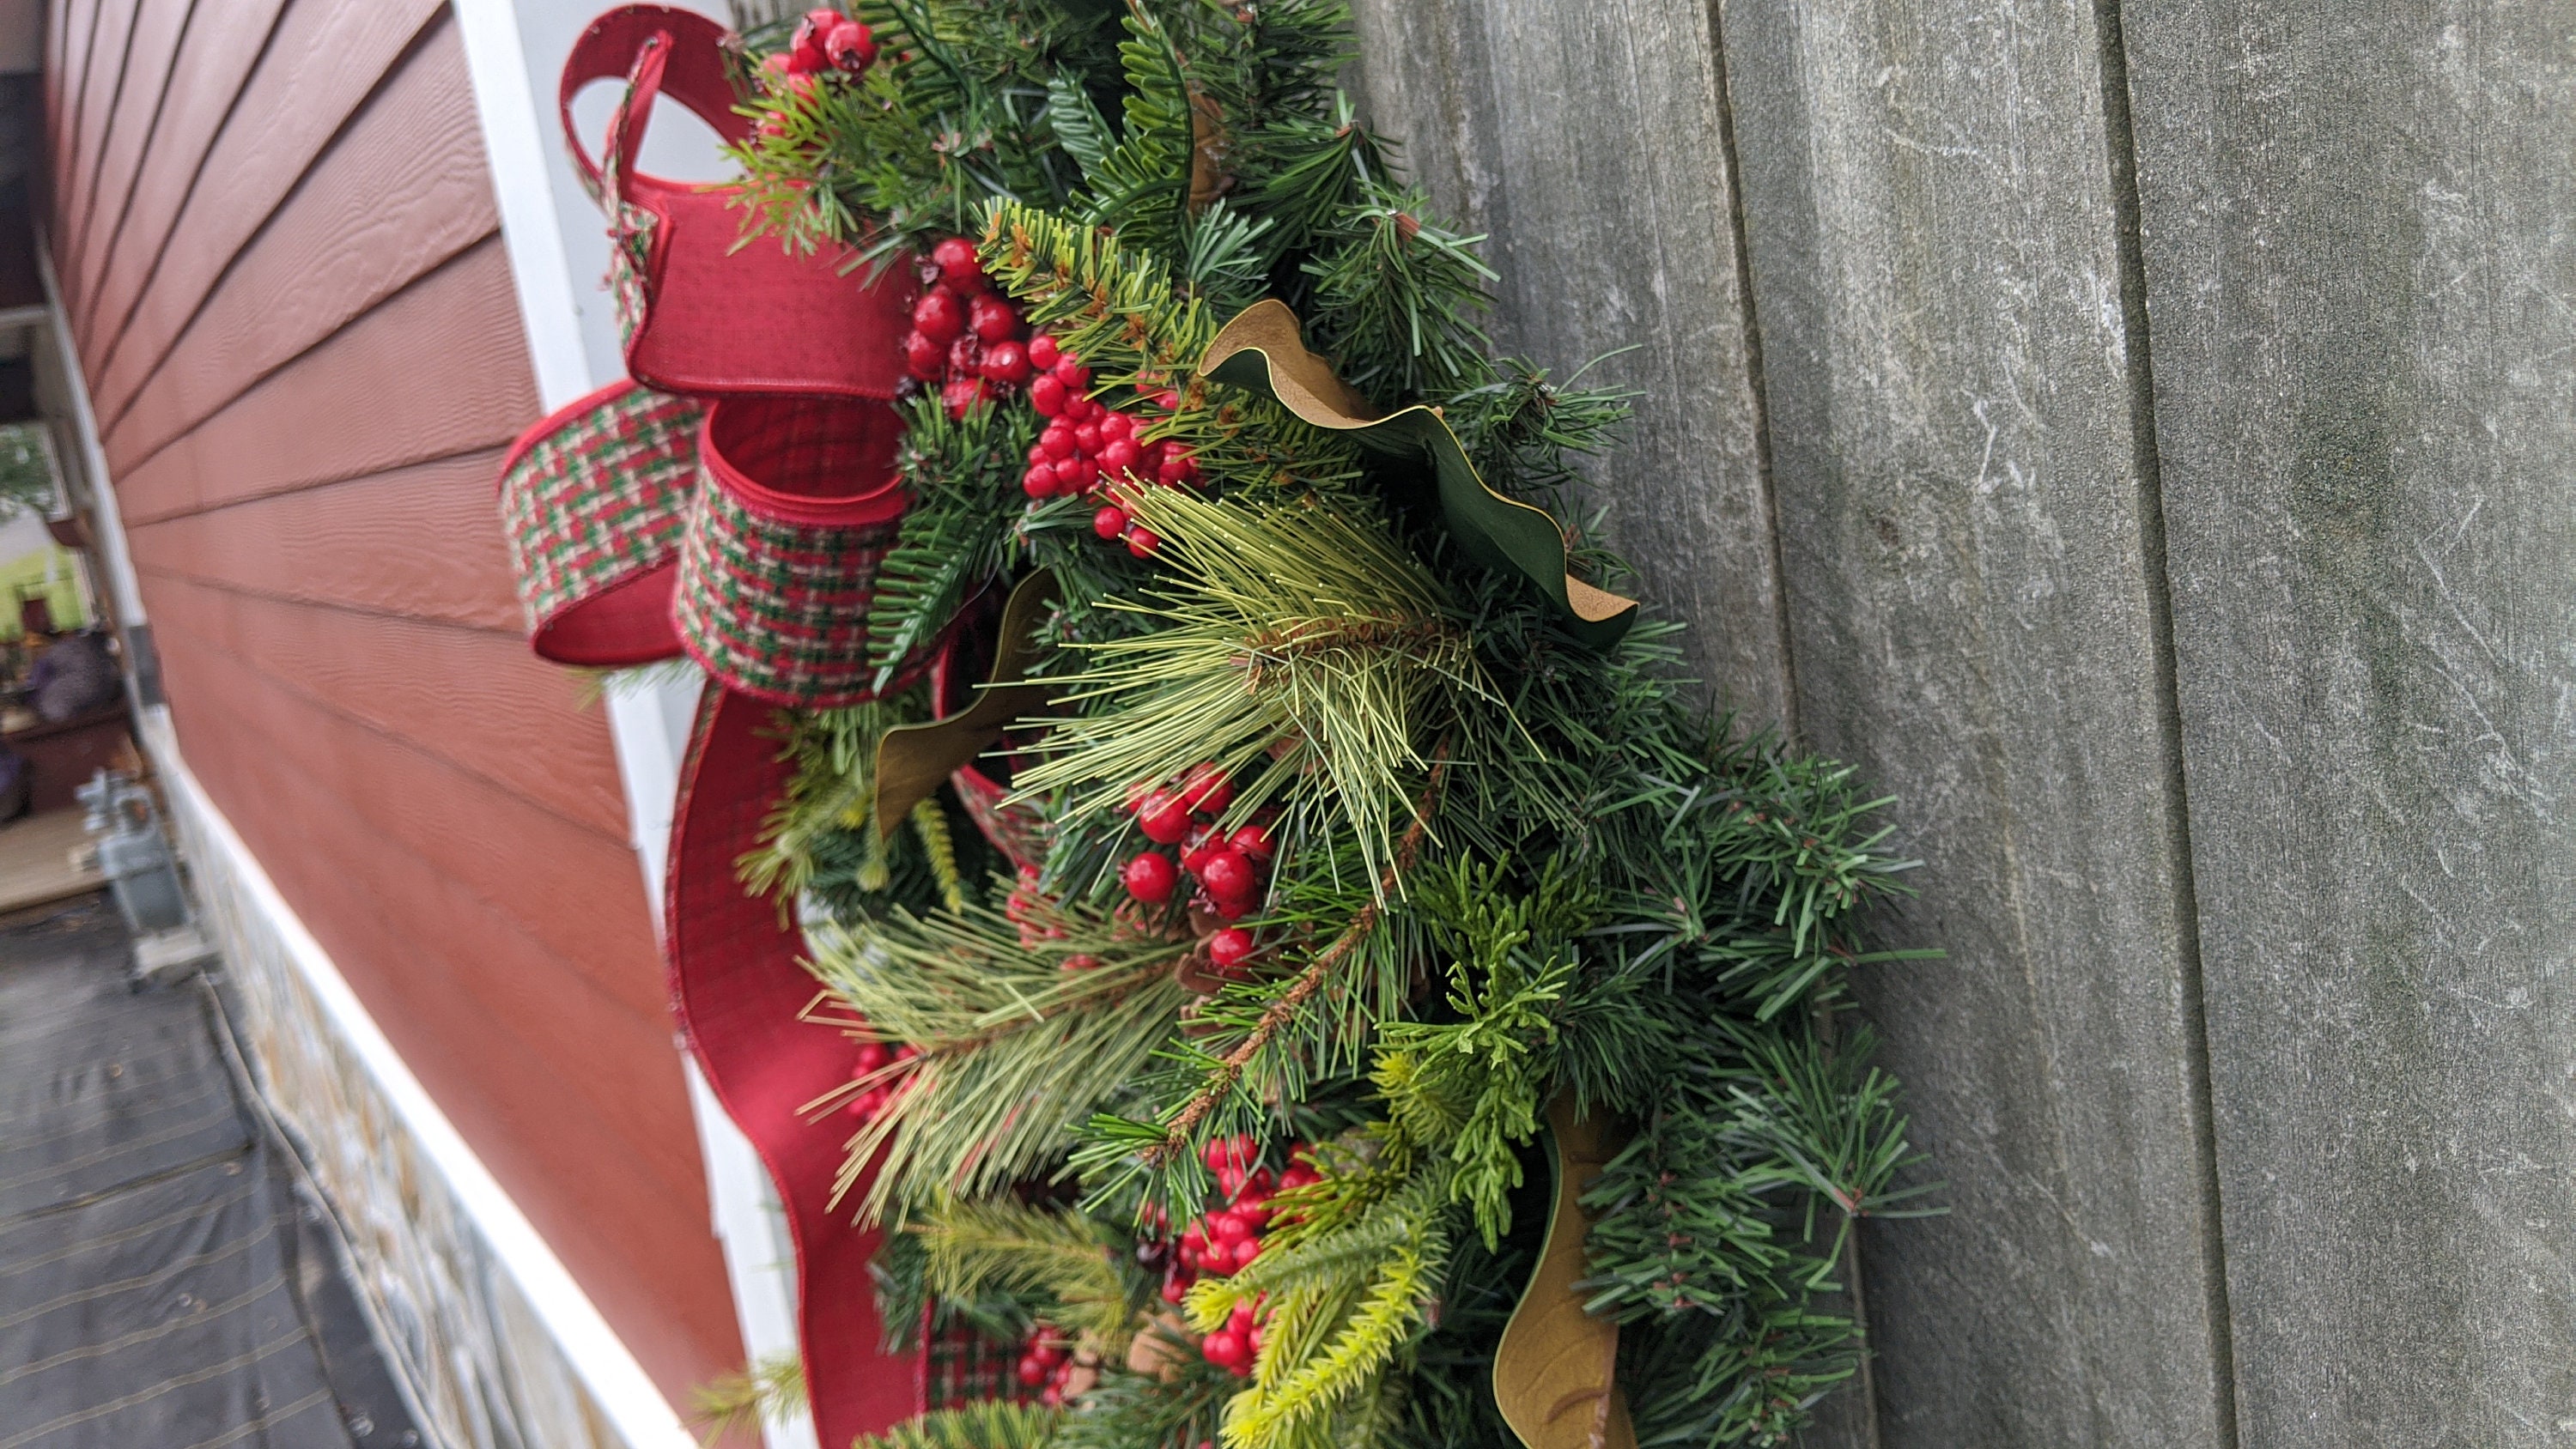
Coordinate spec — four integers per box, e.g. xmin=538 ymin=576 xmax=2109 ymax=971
xmin=152 ymin=736 xmax=701 ymax=1449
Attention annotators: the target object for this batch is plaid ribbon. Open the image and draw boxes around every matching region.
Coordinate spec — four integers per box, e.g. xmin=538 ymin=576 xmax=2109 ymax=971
xmin=674 ymin=394 xmax=928 ymax=707
xmin=497 ymin=381 xmax=703 ymax=666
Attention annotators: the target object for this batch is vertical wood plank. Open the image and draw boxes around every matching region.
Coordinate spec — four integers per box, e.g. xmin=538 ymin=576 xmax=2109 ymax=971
xmin=1346 ymin=0 xmax=1790 ymax=721
xmin=2123 ymin=6 xmax=2576 ymax=1443
xmin=1712 ymin=1 xmax=2231 ymax=1442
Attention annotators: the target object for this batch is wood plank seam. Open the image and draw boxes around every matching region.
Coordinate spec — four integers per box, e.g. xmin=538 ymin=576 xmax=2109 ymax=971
xmin=1703 ymin=3 xmax=1800 ymax=750
xmin=106 ymin=216 xmax=508 ymax=489
xmin=75 ymin=0 xmax=292 ymax=358
xmin=144 ymin=598 xmax=640 ymax=851
xmin=65 ymin=0 xmax=203 ymax=308
xmin=2085 ymin=3 xmax=2241 ymax=1442
xmin=60 ymin=0 xmax=142 ymax=315
xmin=88 ymin=1 xmax=451 ymax=415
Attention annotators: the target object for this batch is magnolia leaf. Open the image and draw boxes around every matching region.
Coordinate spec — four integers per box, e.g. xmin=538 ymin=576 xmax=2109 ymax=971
xmin=1493 ymin=1094 xmax=1636 ymax=1449
xmin=1197 ymin=300 xmax=1639 ymax=648
xmin=873 ymin=571 xmax=1058 ymax=839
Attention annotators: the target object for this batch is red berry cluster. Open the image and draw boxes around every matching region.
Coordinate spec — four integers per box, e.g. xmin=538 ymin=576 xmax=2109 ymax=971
xmin=1012 ymin=1323 xmax=1077 ymax=1404
xmin=1119 ymin=765 xmax=1273 ymax=921
xmin=756 ymin=9 xmax=877 ymax=134
xmin=1018 ymin=337 xmax=1202 ymax=556
xmin=1144 ymin=1137 xmax=1323 ymax=1377
xmin=904 ymin=238 xmax=1035 ymax=419
xmin=843 ymin=1032 xmax=920 ymax=1123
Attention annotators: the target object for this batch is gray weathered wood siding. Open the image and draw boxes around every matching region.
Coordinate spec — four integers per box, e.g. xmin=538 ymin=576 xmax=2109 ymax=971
xmin=1352 ymin=2 xmax=2575 ymax=1445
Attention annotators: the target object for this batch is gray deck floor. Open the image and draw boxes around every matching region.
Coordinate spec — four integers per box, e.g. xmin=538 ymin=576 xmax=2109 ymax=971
xmin=0 ymin=894 xmax=424 ymax=1448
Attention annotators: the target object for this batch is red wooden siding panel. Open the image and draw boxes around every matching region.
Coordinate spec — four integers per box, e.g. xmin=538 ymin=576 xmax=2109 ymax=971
xmin=47 ymin=0 xmax=744 ymax=1406
xmin=85 ymin=0 xmax=441 ymax=396
xmin=73 ymin=0 xmax=287 ymax=352
xmin=61 ymin=0 xmax=193 ymax=295
xmin=115 ymin=239 xmax=532 ymax=527
xmin=118 ymin=449 xmax=526 ymax=632
xmin=135 ymin=571 xmax=629 ymax=836
xmin=56 ymin=0 xmax=133 ymax=312
xmin=100 ymin=11 xmax=489 ymax=467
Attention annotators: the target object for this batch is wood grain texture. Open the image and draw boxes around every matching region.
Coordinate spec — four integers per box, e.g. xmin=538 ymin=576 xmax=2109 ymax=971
xmin=2123 ymin=6 xmax=2576 ymax=1444
xmin=60 ymin=0 xmax=194 ymax=301
xmin=119 ymin=449 xmax=525 ymax=631
xmin=1712 ymin=2 xmax=2230 ymax=1444
xmin=45 ymin=0 xmax=99 ymax=228
xmin=134 ymin=571 xmax=628 ymax=835
xmin=146 ymin=606 xmax=664 ymax=1015
xmin=85 ymin=0 xmax=443 ymax=397
xmin=1346 ymin=0 xmax=1789 ymax=720
xmin=112 ymin=239 xmax=535 ymax=527
xmin=72 ymin=0 xmax=288 ymax=355
xmin=156 ymin=651 xmax=744 ymax=1402
xmin=101 ymin=17 xmax=496 ymax=470
xmin=54 ymin=0 xmax=134 ymax=315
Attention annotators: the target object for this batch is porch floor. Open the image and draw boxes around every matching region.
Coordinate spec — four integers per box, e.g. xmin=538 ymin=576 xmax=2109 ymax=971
xmin=0 ymin=894 xmax=424 ymax=1448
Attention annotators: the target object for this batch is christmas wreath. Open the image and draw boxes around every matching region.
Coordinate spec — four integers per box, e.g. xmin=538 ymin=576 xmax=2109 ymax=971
xmin=517 ymin=3 xmax=1939 ymax=1446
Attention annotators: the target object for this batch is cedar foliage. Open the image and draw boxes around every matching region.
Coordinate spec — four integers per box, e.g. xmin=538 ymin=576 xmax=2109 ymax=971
xmin=718 ymin=3 xmax=1943 ymax=1446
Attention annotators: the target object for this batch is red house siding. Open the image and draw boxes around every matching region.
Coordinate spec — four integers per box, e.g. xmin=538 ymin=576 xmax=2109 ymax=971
xmin=43 ymin=0 xmax=744 ymax=1404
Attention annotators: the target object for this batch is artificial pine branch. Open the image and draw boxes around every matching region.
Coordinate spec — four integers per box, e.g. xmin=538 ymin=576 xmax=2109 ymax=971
xmin=920 ymin=1197 xmax=1140 ymax=1352
xmin=854 ymin=1400 xmax=1064 ymax=1449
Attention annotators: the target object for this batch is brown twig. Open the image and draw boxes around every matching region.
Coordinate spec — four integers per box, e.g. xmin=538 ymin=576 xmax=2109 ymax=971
xmin=1143 ymin=744 xmax=1454 ymax=1166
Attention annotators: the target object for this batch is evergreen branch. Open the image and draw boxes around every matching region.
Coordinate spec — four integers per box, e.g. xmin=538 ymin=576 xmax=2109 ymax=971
xmin=854 ymin=1400 xmax=1063 ymax=1449
xmin=920 ymin=1197 xmax=1137 ymax=1351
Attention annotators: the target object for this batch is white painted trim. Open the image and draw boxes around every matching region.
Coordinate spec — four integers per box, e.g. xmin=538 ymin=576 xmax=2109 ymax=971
xmin=453 ymin=0 xmax=595 ymax=411
xmin=32 ymin=238 xmax=143 ymax=627
xmin=152 ymin=739 xmax=701 ymax=1449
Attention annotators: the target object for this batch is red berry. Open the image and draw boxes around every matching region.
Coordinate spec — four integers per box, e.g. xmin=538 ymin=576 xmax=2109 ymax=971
xmin=1202 ymin=1330 xmax=1243 ymax=1367
xmin=1040 ymin=1386 xmax=1062 ymax=1408
xmin=1096 ymin=410 xmax=1134 ymax=442
xmin=756 ymin=112 xmax=790 ymax=140
xmin=1180 ymin=1220 xmax=1207 ymax=1252
xmin=1016 ymin=1354 xmax=1047 ymax=1386
xmin=943 ymin=378 xmax=992 ymax=418
xmin=1154 ymin=389 xmax=1183 ymax=411
xmin=1199 ymin=848 xmax=1256 ymax=904
xmin=1099 ymin=437 xmax=1141 ymax=477
xmin=1206 ymin=927 xmax=1255 ymax=973
xmin=1027 ymin=334 xmax=1061 ymax=370
xmin=854 ymin=1040 xmax=890 ymax=1075
xmin=846 ymin=1085 xmax=888 ymax=1119
xmin=1033 ymin=1341 xmax=1067 ymax=1368
xmin=972 ymin=298 xmax=1019 ymax=344
xmin=1039 ymin=424 xmax=1078 ymax=461
xmin=1053 ymin=357 xmax=1092 ymax=391
xmin=1229 ymin=1302 xmax=1257 ymax=1334
xmin=1137 ymin=791 xmax=1194 ymax=845
xmin=783 ymin=70 xmax=820 ymax=106
xmin=930 ymin=236 xmax=981 ymax=289
xmin=912 ymin=288 xmax=963 ymax=343
xmin=1022 ymin=464 xmax=1060 ymax=500
xmin=1179 ymin=762 xmax=1234 ymax=815
xmin=788 ymin=12 xmax=833 ymax=72
xmin=1092 ymin=506 xmax=1128 ymax=540
xmin=1060 ymin=454 xmax=1100 ymax=489
xmin=1028 ymin=375 xmax=1066 ymax=416
xmin=946 ymin=334 xmax=984 ymax=376
xmin=1212 ymin=895 xmax=1250 ymax=921
xmin=1127 ymin=526 xmax=1161 ymax=558
xmin=1228 ymin=1235 xmax=1262 ymax=1272
xmin=1065 ymin=394 xmax=1103 ymax=424
xmin=1227 ymin=824 xmax=1274 ymax=862
xmin=1122 ymin=852 xmax=1178 ymax=904
xmin=981 ymin=339 xmax=1031 ymax=385
xmin=825 ymin=18 xmax=877 ymax=71
xmin=902 ymin=330 xmax=945 ymax=379
xmin=1208 ymin=1210 xmax=1249 ymax=1245
xmin=1072 ymin=420 xmax=1102 ymax=455
xmin=762 ymin=52 xmax=791 ymax=80
xmin=1161 ymin=1273 xmax=1188 ymax=1305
